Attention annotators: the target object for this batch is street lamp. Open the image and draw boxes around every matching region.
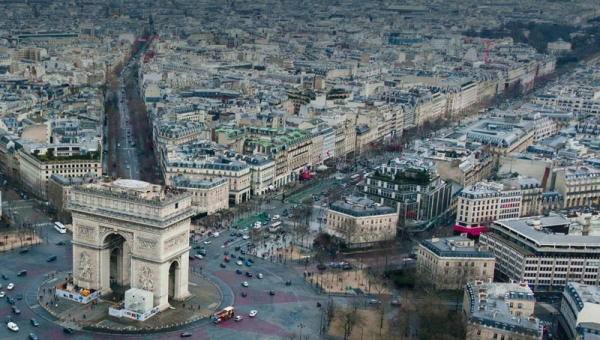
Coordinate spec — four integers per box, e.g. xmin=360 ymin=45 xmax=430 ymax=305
xmin=297 ymin=323 xmax=306 ymax=339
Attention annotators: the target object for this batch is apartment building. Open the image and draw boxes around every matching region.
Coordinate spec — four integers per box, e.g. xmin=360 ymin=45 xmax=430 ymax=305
xmin=417 ymin=236 xmax=496 ymax=290
xmin=559 ymin=282 xmax=600 ymax=340
xmin=47 ymin=174 xmax=99 ymax=223
xmin=326 ymin=196 xmax=398 ymax=247
xmin=170 ymin=175 xmax=229 ymax=215
xmin=503 ymin=177 xmax=543 ymax=217
xmin=225 ymin=152 xmax=275 ymax=196
xmin=427 ymin=148 xmax=494 ymax=187
xmin=463 ymin=281 xmax=541 ymax=340
xmin=454 ymin=182 xmax=522 ymax=237
xmin=551 ymin=166 xmax=600 ymax=209
xmin=164 ymin=156 xmax=250 ymax=204
xmin=479 ymin=216 xmax=600 ymax=291
xmin=458 ymin=117 xmax=535 ymax=167
xmin=19 ymin=148 xmax=102 ymax=200
xmin=359 ymin=157 xmax=452 ymax=231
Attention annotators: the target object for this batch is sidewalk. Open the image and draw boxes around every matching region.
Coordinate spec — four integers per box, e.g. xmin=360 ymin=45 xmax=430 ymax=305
xmin=0 ymin=232 xmax=43 ymax=253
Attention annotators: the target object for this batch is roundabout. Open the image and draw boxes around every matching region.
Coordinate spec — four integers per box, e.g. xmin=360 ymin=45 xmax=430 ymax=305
xmin=1 ymin=230 xmax=326 ymax=340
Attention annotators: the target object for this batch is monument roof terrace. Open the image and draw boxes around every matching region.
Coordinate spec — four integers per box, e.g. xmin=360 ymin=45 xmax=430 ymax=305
xmin=72 ymin=179 xmax=190 ymax=205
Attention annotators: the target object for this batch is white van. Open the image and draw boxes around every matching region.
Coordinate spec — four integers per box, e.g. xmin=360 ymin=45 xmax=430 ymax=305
xmin=54 ymin=222 xmax=67 ymax=234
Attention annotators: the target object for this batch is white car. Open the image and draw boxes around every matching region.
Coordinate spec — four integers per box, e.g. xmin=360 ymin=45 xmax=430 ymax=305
xmin=194 ymin=254 xmax=203 ymax=260
xmin=7 ymin=283 xmax=14 ymax=290
xmin=0 ymin=291 xmax=4 ymax=297
xmin=255 ymin=221 xmax=262 ymax=226
xmin=204 ymin=240 xmax=211 ymax=245
xmin=249 ymin=310 xmax=257 ymax=317
xmin=7 ymin=322 xmax=18 ymax=332
xmin=237 ymin=261 xmax=243 ymax=266
xmin=235 ymin=315 xmax=243 ymax=322
xmin=242 ymin=235 xmax=250 ymax=240
xmin=242 ymin=281 xmax=249 ymax=287
xmin=257 ymin=273 xmax=263 ymax=279
xmin=272 ymin=215 xmax=280 ymax=220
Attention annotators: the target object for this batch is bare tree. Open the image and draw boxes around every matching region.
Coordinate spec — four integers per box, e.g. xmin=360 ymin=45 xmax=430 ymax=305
xmin=376 ymin=302 xmax=389 ymax=336
xmin=339 ymin=303 xmax=360 ymax=340
xmin=325 ymin=297 xmax=337 ymax=326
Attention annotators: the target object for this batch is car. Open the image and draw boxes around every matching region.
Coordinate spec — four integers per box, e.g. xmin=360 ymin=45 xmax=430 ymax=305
xmin=272 ymin=215 xmax=280 ymax=220
xmin=193 ymin=245 xmax=202 ymax=249
xmin=19 ymin=248 xmax=29 ymax=253
xmin=249 ymin=310 xmax=258 ymax=317
xmin=63 ymin=327 xmax=74 ymax=334
xmin=390 ymin=299 xmax=401 ymax=306
xmin=224 ymin=241 xmax=229 ymax=246
xmin=126 ymin=165 xmax=130 ymax=170
xmin=12 ymin=306 xmax=21 ymax=314
xmin=242 ymin=281 xmax=249 ymax=287
xmin=231 ymin=253 xmax=237 ymax=258
xmin=220 ymin=263 xmax=226 ymax=268
xmin=56 ymin=240 xmax=66 ymax=245
xmin=236 ymin=233 xmax=243 ymax=237
xmin=16 ymin=293 xmax=22 ymax=300
xmin=236 ymin=269 xmax=243 ymax=274
xmin=47 ymin=255 xmax=57 ymax=262
xmin=1 ymin=274 xmax=8 ymax=280
xmin=246 ymin=261 xmax=252 ymax=266
xmin=285 ymin=281 xmax=292 ymax=286
xmin=239 ymin=256 xmax=246 ymax=261
xmin=0 ymin=292 xmax=4 ymax=297
xmin=30 ymin=318 xmax=39 ymax=327
xmin=235 ymin=315 xmax=243 ymax=321
xmin=224 ymin=256 xmax=230 ymax=262
xmin=7 ymin=283 xmax=14 ymax=290
xmin=246 ymin=271 xmax=253 ymax=277
xmin=269 ymin=290 xmax=275 ymax=296
xmin=317 ymin=263 xmax=327 ymax=270
xmin=5 ymin=316 xmax=12 ymax=323
xmin=198 ymin=249 xmax=207 ymax=256
xmin=237 ymin=261 xmax=243 ymax=266
xmin=240 ymin=249 xmax=246 ymax=255
xmin=241 ymin=291 xmax=247 ymax=297
xmin=204 ymin=240 xmax=211 ymax=245
xmin=224 ymin=250 xmax=229 ymax=255
xmin=17 ymin=270 xmax=27 ymax=276
xmin=234 ymin=246 xmax=241 ymax=251
xmin=180 ymin=332 xmax=192 ymax=338
xmin=369 ymin=299 xmax=382 ymax=305
xmin=7 ymin=296 xmax=14 ymax=304
xmin=248 ymin=258 xmax=255 ymax=263
xmin=30 ymin=334 xmax=38 ymax=340
xmin=7 ymin=322 xmax=18 ymax=332
xmin=257 ymin=273 xmax=263 ymax=279
xmin=194 ymin=254 xmax=203 ymax=260
xmin=242 ymin=235 xmax=250 ymax=240
xmin=189 ymin=256 xmax=195 ymax=261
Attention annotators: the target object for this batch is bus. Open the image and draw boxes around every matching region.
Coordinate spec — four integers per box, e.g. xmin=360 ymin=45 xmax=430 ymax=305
xmin=54 ymin=222 xmax=67 ymax=234
xmin=269 ymin=222 xmax=282 ymax=233
xmin=213 ymin=306 xmax=235 ymax=324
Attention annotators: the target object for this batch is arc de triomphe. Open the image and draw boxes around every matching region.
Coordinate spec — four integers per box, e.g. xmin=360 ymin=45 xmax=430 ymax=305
xmin=68 ymin=179 xmax=194 ymax=310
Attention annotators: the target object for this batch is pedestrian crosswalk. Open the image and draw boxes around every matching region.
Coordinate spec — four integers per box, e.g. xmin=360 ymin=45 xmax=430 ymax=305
xmin=33 ymin=222 xmax=54 ymax=228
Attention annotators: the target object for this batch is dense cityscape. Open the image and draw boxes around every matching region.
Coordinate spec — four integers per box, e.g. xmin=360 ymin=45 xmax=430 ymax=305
xmin=1 ymin=0 xmax=600 ymax=339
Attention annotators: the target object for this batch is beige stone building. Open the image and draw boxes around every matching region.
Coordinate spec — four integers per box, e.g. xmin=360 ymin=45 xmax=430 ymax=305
xmin=463 ymin=281 xmax=541 ymax=340
xmin=552 ymin=166 xmax=600 ymax=208
xmin=417 ymin=236 xmax=496 ymax=290
xmin=69 ymin=179 xmax=195 ymax=310
xmin=19 ymin=148 xmax=102 ymax=200
xmin=326 ymin=196 xmax=398 ymax=247
xmin=171 ymin=175 xmax=229 ymax=215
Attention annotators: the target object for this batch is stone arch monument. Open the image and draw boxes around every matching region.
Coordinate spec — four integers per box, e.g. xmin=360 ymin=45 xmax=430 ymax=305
xmin=68 ymin=179 xmax=194 ymax=310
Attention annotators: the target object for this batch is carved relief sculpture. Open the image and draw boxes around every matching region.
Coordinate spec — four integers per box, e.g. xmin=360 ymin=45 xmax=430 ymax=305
xmin=163 ymin=232 xmax=187 ymax=252
xmin=78 ymin=251 xmax=93 ymax=281
xmin=138 ymin=237 xmax=157 ymax=251
xmin=139 ymin=266 xmax=155 ymax=291
xmin=77 ymin=225 xmax=95 ymax=238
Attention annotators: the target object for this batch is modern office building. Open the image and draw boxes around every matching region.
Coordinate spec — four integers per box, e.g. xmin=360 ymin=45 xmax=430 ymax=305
xmin=479 ymin=216 xmax=600 ymax=291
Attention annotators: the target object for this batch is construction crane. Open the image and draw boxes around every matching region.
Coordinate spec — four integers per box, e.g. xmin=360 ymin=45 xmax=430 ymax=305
xmin=483 ymin=40 xmax=500 ymax=64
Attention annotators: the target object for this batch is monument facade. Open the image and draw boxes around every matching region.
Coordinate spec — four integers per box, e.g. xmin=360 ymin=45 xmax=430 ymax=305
xmin=68 ymin=179 xmax=195 ymax=310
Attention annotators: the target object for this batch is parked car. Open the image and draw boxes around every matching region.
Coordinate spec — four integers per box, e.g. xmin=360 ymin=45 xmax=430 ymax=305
xmin=194 ymin=254 xmax=203 ymax=260
xmin=220 ymin=263 xmax=226 ymax=268
xmin=242 ymin=281 xmax=249 ymax=287
xmin=246 ymin=271 xmax=253 ymax=277
xmin=317 ymin=263 xmax=327 ymax=270
xmin=180 ymin=332 xmax=192 ymax=338
xmin=63 ymin=327 xmax=74 ymax=334
xmin=203 ymin=240 xmax=211 ymax=245
xmin=236 ymin=260 xmax=243 ymax=266
xmin=17 ymin=270 xmax=27 ymax=276
xmin=257 ymin=273 xmax=263 ymax=279
xmin=224 ymin=250 xmax=229 ymax=255
xmin=236 ymin=269 xmax=243 ymax=274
